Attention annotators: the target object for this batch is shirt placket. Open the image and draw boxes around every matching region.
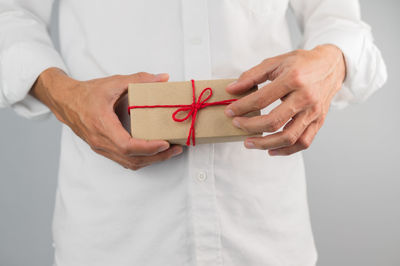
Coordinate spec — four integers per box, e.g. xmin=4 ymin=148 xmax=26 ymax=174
xmin=181 ymin=0 xmax=222 ymax=265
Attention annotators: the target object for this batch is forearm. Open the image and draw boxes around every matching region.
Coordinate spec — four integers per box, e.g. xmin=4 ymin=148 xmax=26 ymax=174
xmin=0 ymin=2 xmax=67 ymax=118
xmin=30 ymin=68 xmax=71 ymax=109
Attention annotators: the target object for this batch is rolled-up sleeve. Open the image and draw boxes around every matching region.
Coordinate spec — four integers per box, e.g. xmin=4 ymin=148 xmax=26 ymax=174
xmin=290 ymin=0 xmax=387 ymax=108
xmin=0 ymin=1 xmax=67 ymax=119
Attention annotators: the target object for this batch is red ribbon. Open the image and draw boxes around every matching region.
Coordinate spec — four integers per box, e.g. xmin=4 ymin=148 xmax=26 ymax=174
xmin=128 ymin=79 xmax=237 ymax=146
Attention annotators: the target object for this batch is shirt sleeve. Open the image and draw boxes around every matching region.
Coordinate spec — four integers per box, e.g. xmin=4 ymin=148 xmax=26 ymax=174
xmin=289 ymin=0 xmax=387 ymax=108
xmin=0 ymin=1 xmax=68 ymax=119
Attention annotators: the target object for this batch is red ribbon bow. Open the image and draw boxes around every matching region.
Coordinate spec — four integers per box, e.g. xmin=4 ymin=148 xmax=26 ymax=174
xmin=128 ymin=79 xmax=237 ymax=146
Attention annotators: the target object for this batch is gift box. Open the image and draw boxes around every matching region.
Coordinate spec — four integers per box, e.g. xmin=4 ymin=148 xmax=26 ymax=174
xmin=126 ymin=79 xmax=260 ymax=146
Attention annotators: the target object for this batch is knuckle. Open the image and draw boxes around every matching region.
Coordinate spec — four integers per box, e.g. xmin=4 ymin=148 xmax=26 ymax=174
xmin=302 ymin=91 xmax=318 ymax=105
xmin=259 ymin=142 xmax=269 ymax=150
xmin=118 ymin=142 xmax=131 ymax=155
xmin=289 ymin=69 xmax=305 ymax=88
xmin=268 ymin=121 xmax=281 ymax=132
xmin=253 ymin=96 xmax=265 ymax=110
xmin=311 ymin=103 xmax=323 ymax=116
xmin=266 ymin=116 xmax=284 ymax=132
xmin=286 ymin=104 xmax=298 ymax=117
xmin=298 ymin=136 xmax=311 ymax=149
xmin=283 ymin=132 xmax=298 ymax=146
xmin=136 ymin=72 xmax=151 ymax=79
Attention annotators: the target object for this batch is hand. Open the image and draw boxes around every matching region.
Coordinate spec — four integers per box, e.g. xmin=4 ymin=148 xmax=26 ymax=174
xmin=225 ymin=44 xmax=346 ymax=156
xmin=31 ymin=68 xmax=183 ymax=170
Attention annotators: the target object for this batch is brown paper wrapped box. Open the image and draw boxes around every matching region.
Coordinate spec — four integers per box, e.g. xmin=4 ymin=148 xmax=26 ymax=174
xmin=126 ymin=79 xmax=260 ymax=145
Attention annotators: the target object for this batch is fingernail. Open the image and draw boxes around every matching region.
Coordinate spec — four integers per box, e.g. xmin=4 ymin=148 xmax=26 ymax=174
xmin=225 ymin=108 xmax=235 ymax=117
xmin=232 ymin=118 xmax=241 ymax=129
xmin=269 ymin=150 xmax=278 ymax=156
xmin=245 ymin=140 xmax=255 ymax=149
xmin=158 ymin=143 xmax=170 ymax=152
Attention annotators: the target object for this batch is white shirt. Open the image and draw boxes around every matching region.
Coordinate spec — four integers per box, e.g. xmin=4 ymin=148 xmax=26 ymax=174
xmin=0 ymin=0 xmax=386 ymax=265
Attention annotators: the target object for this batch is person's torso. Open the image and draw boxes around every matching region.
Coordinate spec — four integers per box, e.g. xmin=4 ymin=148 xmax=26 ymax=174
xmin=53 ymin=1 xmax=317 ymax=265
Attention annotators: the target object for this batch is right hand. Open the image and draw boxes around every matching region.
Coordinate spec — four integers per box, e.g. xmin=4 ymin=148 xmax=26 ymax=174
xmin=31 ymin=68 xmax=183 ymax=170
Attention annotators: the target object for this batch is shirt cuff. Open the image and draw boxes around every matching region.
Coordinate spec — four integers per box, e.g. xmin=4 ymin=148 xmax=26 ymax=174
xmin=0 ymin=42 xmax=68 ymax=119
xmin=302 ymin=23 xmax=387 ymax=109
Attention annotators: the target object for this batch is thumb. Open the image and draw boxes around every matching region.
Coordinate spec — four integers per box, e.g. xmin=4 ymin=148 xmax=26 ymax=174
xmin=153 ymin=73 xmax=170 ymax=82
xmin=125 ymin=72 xmax=170 ymax=84
xmin=109 ymin=72 xmax=170 ymax=105
xmin=226 ymin=58 xmax=278 ymax=94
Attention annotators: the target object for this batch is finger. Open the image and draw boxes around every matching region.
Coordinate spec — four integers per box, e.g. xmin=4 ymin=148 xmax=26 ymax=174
xmin=225 ymin=79 xmax=289 ymax=117
xmin=95 ymin=145 xmax=183 ymax=171
xmin=226 ymin=57 xmax=280 ymax=94
xmin=244 ymin=110 xmax=311 ymax=150
xmin=232 ymin=92 xmax=303 ymax=133
xmin=106 ymin=72 xmax=170 ymax=90
xmin=100 ymin=111 xmax=171 ymax=156
xmin=128 ymin=145 xmax=184 ymax=168
xmin=93 ymin=148 xmax=133 ymax=169
xmin=268 ymin=121 xmax=320 ymax=156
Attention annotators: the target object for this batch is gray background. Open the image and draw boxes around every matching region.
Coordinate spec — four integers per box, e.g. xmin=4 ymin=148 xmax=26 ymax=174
xmin=0 ymin=0 xmax=399 ymax=265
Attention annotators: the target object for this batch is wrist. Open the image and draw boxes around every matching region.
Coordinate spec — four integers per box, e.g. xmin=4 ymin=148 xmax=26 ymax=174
xmin=313 ymin=44 xmax=347 ymax=83
xmin=30 ymin=67 xmax=76 ymax=112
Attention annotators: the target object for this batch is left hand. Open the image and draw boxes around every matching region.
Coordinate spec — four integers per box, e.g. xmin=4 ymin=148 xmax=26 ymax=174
xmin=225 ymin=44 xmax=346 ymax=156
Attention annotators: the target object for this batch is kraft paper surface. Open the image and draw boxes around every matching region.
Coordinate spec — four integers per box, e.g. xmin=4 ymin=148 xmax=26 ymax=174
xmin=128 ymin=79 xmax=260 ymax=145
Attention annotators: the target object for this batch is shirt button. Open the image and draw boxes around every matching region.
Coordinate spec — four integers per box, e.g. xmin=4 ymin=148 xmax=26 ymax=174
xmin=189 ymin=37 xmax=203 ymax=45
xmin=196 ymin=171 xmax=207 ymax=182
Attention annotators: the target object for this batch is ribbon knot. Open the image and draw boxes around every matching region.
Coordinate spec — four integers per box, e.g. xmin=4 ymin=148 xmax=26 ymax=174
xmin=128 ymin=80 xmax=237 ymax=146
